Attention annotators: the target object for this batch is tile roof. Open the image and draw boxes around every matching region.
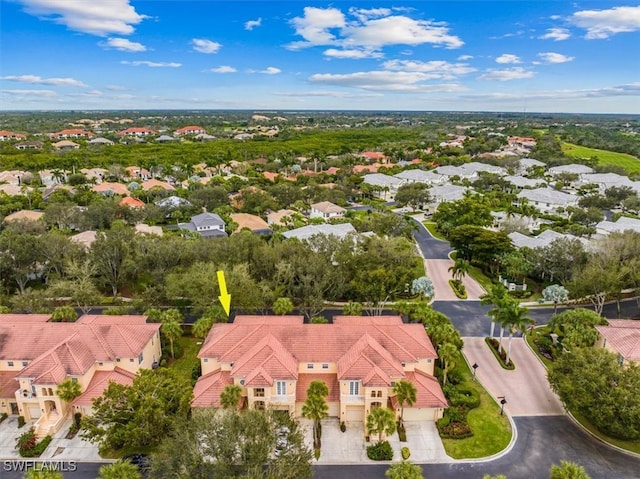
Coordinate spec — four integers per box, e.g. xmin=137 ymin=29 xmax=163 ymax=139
xmin=72 ymin=367 xmax=136 ymax=407
xmin=0 ymin=314 xmax=51 ymax=323
xmin=191 ymin=368 xmax=232 ymax=407
xmin=597 ymin=320 xmax=640 ymax=362
xmin=3 ymin=210 xmax=44 ymax=222
xmin=92 ymin=182 xmax=129 ymax=196
xmin=230 ymin=334 xmax=299 ymax=384
xmin=282 ymin=223 xmax=356 ymax=241
xmin=230 ymin=213 xmax=271 ymax=233
xmin=141 ymin=179 xmax=174 ymax=191
xmin=0 ymin=371 xmax=19 ymax=398
xmin=401 ymin=369 xmax=447 ymax=408
xmin=311 ymin=201 xmax=346 ymax=214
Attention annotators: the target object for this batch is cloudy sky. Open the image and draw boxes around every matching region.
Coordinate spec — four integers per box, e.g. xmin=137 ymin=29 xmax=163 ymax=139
xmin=1 ymin=1 xmax=639 ymax=113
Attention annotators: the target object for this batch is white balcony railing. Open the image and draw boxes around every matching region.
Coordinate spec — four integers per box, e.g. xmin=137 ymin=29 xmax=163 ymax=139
xmin=343 ymin=394 xmax=365 ymax=404
xmin=270 ymin=394 xmax=295 ymax=405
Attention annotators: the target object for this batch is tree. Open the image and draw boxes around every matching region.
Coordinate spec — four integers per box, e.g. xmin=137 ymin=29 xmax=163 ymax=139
xmin=273 ymin=297 xmax=294 ymax=315
xmin=192 ymin=315 xmax=214 ymax=340
xmin=302 ymin=380 xmax=329 ymax=450
xmin=50 ymin=305 xmax=78 ymax=322
xmin=439 ymin=342 xmax=458 ymax=386
xmin=342 ymin=301 xmax=363 ymax=316
xmin=98 ymin=461 xmax=142 ymax=479
xmin=448 ymin=258 xmax=470 ymax=281
xmin=220 ymin=384 xmax=243 ymax=410
xmin=385 ymin=461 xmax=424 ymax=479
xmin=548 ymin=308 xmax=603 ymax=349
xmin=0 ymin=229 xmax=41 ymax=293
xmin=395 ymin=183 xmax=430 ymax=211
xmin=82 ymin=369 xmax=193 ymax=451
xmin=542 ymin=284 xmax=569 ymax=314
xmin=56 ymin=378 xmax=82 ymax=403
xmin=411 ymin=276 xmax=434 ymax=299
xmin=150 ymin=408 xmax=313 ymax=479
xmin=548 ymin=347 xmax=640 ymax=440
xmin=161 ymin=318 xmax=183 ymax=360
xmin=549 ymin=460 xmax=591 ymax=479
xmin=480 ymin=284 xmax=509 ymax=339
xmin=366 ymin=407 xmax=396 ymax=443
xmin=90 ymin=222 xmax=136 ymax=296
xmin=500 ymin=301 xmax=533 ymax=365
xmin=22 ymin=467 xmax=63 ymax=479
xmin=393 ymin=380 xmax=417 ymax=428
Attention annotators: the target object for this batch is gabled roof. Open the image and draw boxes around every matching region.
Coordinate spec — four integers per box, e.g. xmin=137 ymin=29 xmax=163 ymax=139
xmin=3 ymin=210 xmax=44 ymax=223
xmin=72 ymin=367 xmax=136 ymax=407
xmin=363 ymin=173 xmax=403 ymax=188
xmin=191 ymin=212 xmax=225 ymax=228
xmin=120 ymin=196 xmax=145 ymax=208
xmin=402 ymin=369 xmax=448 ymax=408
xmin=336 ymin=332 xmax=405 ymax=382
xmin=282 ymin=223 xmax=356 ymax=241
xmin=230 ymin=334 xmax=299 ymax=383
xmin=191 ymin=368 xmax=232 ymax=407
xmin=230 ymin=213 xmax=271 ymax=233
xmin=296 ymin=373 xmax=340 ymax=403
xmin=517 ymin=188 xmax=577 ymax=206
xmin=141 ymin=179 xmax=174 ymax=191
xmin=548 ymin=164 xmax=594 ymax=175
xmin=92 ymin=182 xmax=129 ymax=196
xmin=311 ymin=201 xmax=345 ymax=214
xmin=597 ymin=320 xmax=640 ymax=362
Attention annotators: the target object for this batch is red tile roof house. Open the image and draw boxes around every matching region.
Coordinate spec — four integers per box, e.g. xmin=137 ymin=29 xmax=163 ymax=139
xmin=0 ymin=131 xmax=27 ymax=141
xmin=595 ymin=320 xmax=640 ymax=365
xmin=0 ymin=314 xmax=161 ymax=437
xmin=192 ymin=315 xmax=447 ymax=432
xmin=49 ymin=129 xmax=95 ymax=139
xmin=310 ymin=201 xmax=346 ymax=221
xmin=174 ymin=126 xmax=206 ymax=136
xmin=117 ymin=127 xmax=158 ymax=137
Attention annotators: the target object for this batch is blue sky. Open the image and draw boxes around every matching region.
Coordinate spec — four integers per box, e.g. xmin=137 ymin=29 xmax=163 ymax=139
xmin=1 ymin=1 xmax=639 ymax=113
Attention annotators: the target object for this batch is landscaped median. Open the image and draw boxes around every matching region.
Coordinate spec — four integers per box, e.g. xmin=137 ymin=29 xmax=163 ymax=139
xmin=438 ymin=350 xmax=512 ymax=459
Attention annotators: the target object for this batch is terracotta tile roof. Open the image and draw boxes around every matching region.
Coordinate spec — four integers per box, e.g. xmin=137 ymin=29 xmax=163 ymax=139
xmin=120 ymin=196 xmax=145 ymax=208
xmin=231 ymin=334 xmax=299 ymax=384
xmin=337 ymin=333 xmax=405 ymax=382
xmin=72 ymin=367 xmax=136 ymax=407
xmin=0 ymin=314 xmax=51 ymax=323
xmin=360 ymin=151 xmax=387 ymax=160
xmin=326 ymin=167 xmax=340 ymax=175
xmin=263 ymin=172 xmax=279 ymax=182
xmin=267 ymin=209 xmax=295 ymax=226
xmin=192 ymin=368 xmax=232 ymax=408
xmin=175 ymin=126 xmax=205 ymax=135
xmin=296 ymin=373 xmax=340 ymax=402
xmin=230 ymin=213 xmax=271 ymax=233
xmin=311 ymin=201 xmax=345 ymax=214
xmin=92 ymin=182 xmax=129 ymax=196
xmin=597 ymin=320 xmax=640 ymax=362
xmin=141 ymin=179 xmax=174 ymax=191
xmin=70 ymin=230 xmax=97 ymax=249
xmin=0 ymin=371 xmax=18 ymax=398
xmin=404 ymin=370 xmax=448 ymax=408
xmin=3 ymin=210 xmax=44 ymax=222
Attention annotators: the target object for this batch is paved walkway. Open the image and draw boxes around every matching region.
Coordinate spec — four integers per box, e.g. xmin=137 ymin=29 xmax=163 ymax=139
xmin=426 ymin=259 xmax=485 ymax=300
xmin=462 ymin=337 xmax=564 ymax=416
xmin=303 ymin=418 xmax=450 ymax=464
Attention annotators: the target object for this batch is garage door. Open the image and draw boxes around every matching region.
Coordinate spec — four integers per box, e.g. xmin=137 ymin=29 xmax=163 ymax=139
xmin=345 ymin=406 xmax=364 ymax=422
xmin=28 ymin=405 xmax=41 ymax=419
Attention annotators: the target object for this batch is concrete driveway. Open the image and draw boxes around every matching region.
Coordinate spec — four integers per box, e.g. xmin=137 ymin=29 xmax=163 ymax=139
xmin=462 ymin=337 xmax=564 ymax=416
xmin=426 ymin=259 xmax=486 ymax=301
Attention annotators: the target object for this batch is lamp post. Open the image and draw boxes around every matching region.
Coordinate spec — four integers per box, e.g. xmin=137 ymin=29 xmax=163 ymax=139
xmin=472 ymin=363 xmax=478 ymax=381
xmin=498 ymin=396 xmax=507 ymax=416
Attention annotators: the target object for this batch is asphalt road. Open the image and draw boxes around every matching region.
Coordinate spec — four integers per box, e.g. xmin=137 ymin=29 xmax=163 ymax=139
xmin=411 ymin=218 xmax=453 ymax=260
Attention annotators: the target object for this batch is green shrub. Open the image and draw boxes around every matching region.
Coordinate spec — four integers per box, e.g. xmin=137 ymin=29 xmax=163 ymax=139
xmin=448 ymin=279 xmax=467 ymax=299
xmin=449 ymin=386 xmax=480 ymax=409
xmin=437 ymin=406 xmax=474 ymax=439
xmin=17 ymin=428 xmax=52 ymax=457
xmin=401 ymin=446 xmax=411 ymax=460
xmin=397 ymin=422 xmax=407 ymax=442
xmin=340 ymin=421 xmax=346 ymax=433
xmin=366 ymin=440 xmax=393 ymax=460
xmin=17 ymin=416 xmax=25 ymax=428
xmin=314 ymin=448 xmax=321 ymax=460
xmin=103 ymin=306 xmax=135 ymax=315
xmin=0 ymin=412 xmax=7 ymax=423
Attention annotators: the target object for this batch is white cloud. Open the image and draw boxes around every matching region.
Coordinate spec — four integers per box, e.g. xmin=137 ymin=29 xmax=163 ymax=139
xmin=323 ymin=48 xmax=383 ymax=59
xmin=260 ymin=67 xmax=281 ymax=75
xmin=463 ymin=82 xmax=640 ymax=102
xmin=274 ymin=89 xmax=381 ymax=99
xmin=120 ymin=61 xmax=181 ymax=68
xmin=308 ymin=70 xmax=466 ymax=93
xmin=16 ymin=0 xmax=147 ymax=36
xmin=478 ymin=67 xmax=535 ymax=81
xmin=288 ymin=7 xmax=463 ymax=52
xmin=495 ymin=54 xmax=521 ymax=64
xmin=571 ymin=5 xmax=640 ymax=39
xmin=210 ymin=66 xmax=237 ymax=73
xmin=192 ymin=38 xmax=222 ymax=54
xmin=539 ymin=27 xmax=571 ymax=41
xmin=105 ymin=84 xmax=128 ymax=91
xmin=101 ymin=37 xmax=146 ymax=52
xmin=382 ymin=60 xmax=476 ymax=79
xmin=457 ymin=55 xmax=473 ymax=61
xmin=1 ymin=89 xmax=58 ymax=97
xmin=0 ymin=74 xmax=87 ymax=87
xmin=538 ymin=52 xmax=574 ymax=64
xmin=245 ymin=18 xmax=262 ymax=30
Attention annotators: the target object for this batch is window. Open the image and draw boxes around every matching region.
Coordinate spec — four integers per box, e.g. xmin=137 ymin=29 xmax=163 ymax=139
xmin=377 ymin=391 xmax=382 ymax=398
xmin=116 ymin=358 xmax=121 ymax=362
xmin=71 ymin=377 xmax=78 ymax=383
xmin=239 ymin=379 xmax=245 ymax=385
xmin=371 ymin=391 xmax=376 ymax=397
xmin=8 ymin=361 xmax=13 ymax=367
xmin=22 ymin=361 xmax=28 ymax=367
xmin=307 ymin=363 xmax=314 ymax=369
xmin=138 ymin=352 xmax=143 ymax=364
xmin=322 ymin=363 xmax=329 ymax=369
xmin=276 ymin=381 xmax=286 ymax=396
xmin=130 ymin=358 xmax=134 ymax=362
xmin=427 ymin=359 xmax=432 ymax=363
xmin=254 ymin=401 xmax=265 ymax=410
xmin=254 ymin=388 xmax=265 ymax=397
xmin=204 ymin=358 xmax=208 ymax=362
xmin=349 ymin=381 xmax=359 ymax=396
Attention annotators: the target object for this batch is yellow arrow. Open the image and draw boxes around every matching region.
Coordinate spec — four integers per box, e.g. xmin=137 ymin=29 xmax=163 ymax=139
xmin=217 ymin=270 xmax=231 ymax=316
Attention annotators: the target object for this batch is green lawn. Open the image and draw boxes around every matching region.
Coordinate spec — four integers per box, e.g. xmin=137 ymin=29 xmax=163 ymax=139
xmin=441 ymin=352 xmax=512 ymax=458
xmin=422 ymin=221 xmax=447 ymax=241
xmin=562 ymin=142 xmax=640 ymax=174
xmin=168 ymin=335 xmax=202 ymax=385
xmin=524 ymin=330 xmax=640 ymax=455
xmin=467 ymin=265 xmax=493 ymax=293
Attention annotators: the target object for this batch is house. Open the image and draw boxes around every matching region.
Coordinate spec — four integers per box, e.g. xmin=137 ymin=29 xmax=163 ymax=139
xmin=49 ymin=129 xmax=94 ymax=140
xmin=577 ymin=173 xmax=637 ymax=194
xmin=595 ymin=320 xmax=640 ymax=365
xmin=120 ymin=196 xmax=145 ymax=208
xmin=508 ymin=229 xmax=588 ymax=249
xmin=155 ymin=195 xmax=192 ymax=209
xmin=0 ymin=170 xmax=28 ymax=186
xmin=435 ymin=162 xmax=506 ymax=180
xmin=70 ymin=230 xmax=98 ymax=249
xmin=362 ymin=173 xmax=403 ymax=199
xmin=3 ymin=210 xmax=44 ymax=223
xmin=194 ymin=133 xmax=217 ymax=141
xmin=125 ymin=166 xmax=151 ymax=180
xmin=394 ymin=169 xmax=446 ymax=185
xmin=92 ymin=182 xmax=129 ymax=196
xmin=359 ymin=151 xmax=387 ymax=162
xmin=595 ymin=216 xmax=640 ymax=236
xmin=310 ymin=201 xmax=346 ymax=220
xmin=504 ymin=175 xmax=547 ymax=190
xmin=491 ymin=211 xmax=544 ymax=233
xmin=141 ymin=179 xmax=175 ymax=191
xmin=0 ymin=184 xmax=23 ymax=196
xmin=516 ymin=188 xmax=578 ymax=215
xmin=80 ymin=168 xmax=108 ymax=183
xmin=0 ymin=314 xmax=161 ymax=436
xmin=117 ymin=127 xmax=158 ymax=137
xmin=155 ymin=135 xmax=175 ymax=143
xmin=192 ymin=315 xmax=447 ymax=427
xmin=547 ymin=164 xmax=594 ymax=178
xmin=517 ymin=158 xmax=546 ymax=174
xmin=88 ymin=137 xmax=114 ymax=146
xmin=282 ymin=223 xmax=357 ymax=241
xmin=52 ymin=140 xmax=80 ymax=150
xmin=179 ymin=212 xmax=227 ymax=238
xmin=0 ymin=131 xmax=26 ymax=141
xmin=230 ymin=213 xmax=272 ymax=235
xmin=134 ymin=223 xmax=163 ymax=236
xmin=174 ymin=126 xmax=206 ymax=136
xmin=15 ymin=141 xmax=43 ymax=150
xmin=428 ymin=185 xmax=467 ymax=205
xmin=267 ymin=209 xmax=296 ymax=226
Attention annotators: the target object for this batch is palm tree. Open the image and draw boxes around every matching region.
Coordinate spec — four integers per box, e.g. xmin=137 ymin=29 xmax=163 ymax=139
xmin=393 ymin=380 xmax=417 ymax=428
xmin=366 ymin=407 xmax=397 ymax=443
xmin=302 ymin=381 xmax=329 ymax=449
xmin=448 ymin=258 xmax=471 ymax=281
xmin=56 ymin=378 xmax=82 ymax=403
xmin=480 ymin=284 xmax=509 ymax=338
xmin=386 ymin=461 xmax=424 ymax=479
xmin=23 ymin=468 xmax=64 ymax=479
xmin=502 ymin=302 xmax=533 ymax=365
xmin=220 ymin=384 xmax=243 ymax=410
xmin=343 ymin=301 xmax=364 ymax=316
xmin=192 ymin=316 xmax=214 ymax=339
xmin=98 ymin=460 xmax=142 ymax=479
xmin=439 ymin=342 xmax=458 ymax=386
xmin=161 ymin=319 xmax=183 ymax=359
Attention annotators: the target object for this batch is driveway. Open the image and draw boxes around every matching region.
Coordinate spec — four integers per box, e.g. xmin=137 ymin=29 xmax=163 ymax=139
xmin=426 ymin=259 xmax=485 ymax=301
xmin=461 ymin=337 xmax=564 ymax=416
xmin=411 ymin=218 xmax=453 ymax=260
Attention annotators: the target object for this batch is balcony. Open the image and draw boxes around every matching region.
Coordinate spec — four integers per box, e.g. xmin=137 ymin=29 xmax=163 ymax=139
xmin=269 ymin=394 xmax=295 ymax=405
xmin=343 ymin=394 xmax=365 ymax=404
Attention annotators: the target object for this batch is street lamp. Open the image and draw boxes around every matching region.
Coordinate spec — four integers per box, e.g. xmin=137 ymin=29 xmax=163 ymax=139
xmin=498 ymin=396 xmax=507 ymax=416
xmin=472 ymin=363 xmax=478 ymax=381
